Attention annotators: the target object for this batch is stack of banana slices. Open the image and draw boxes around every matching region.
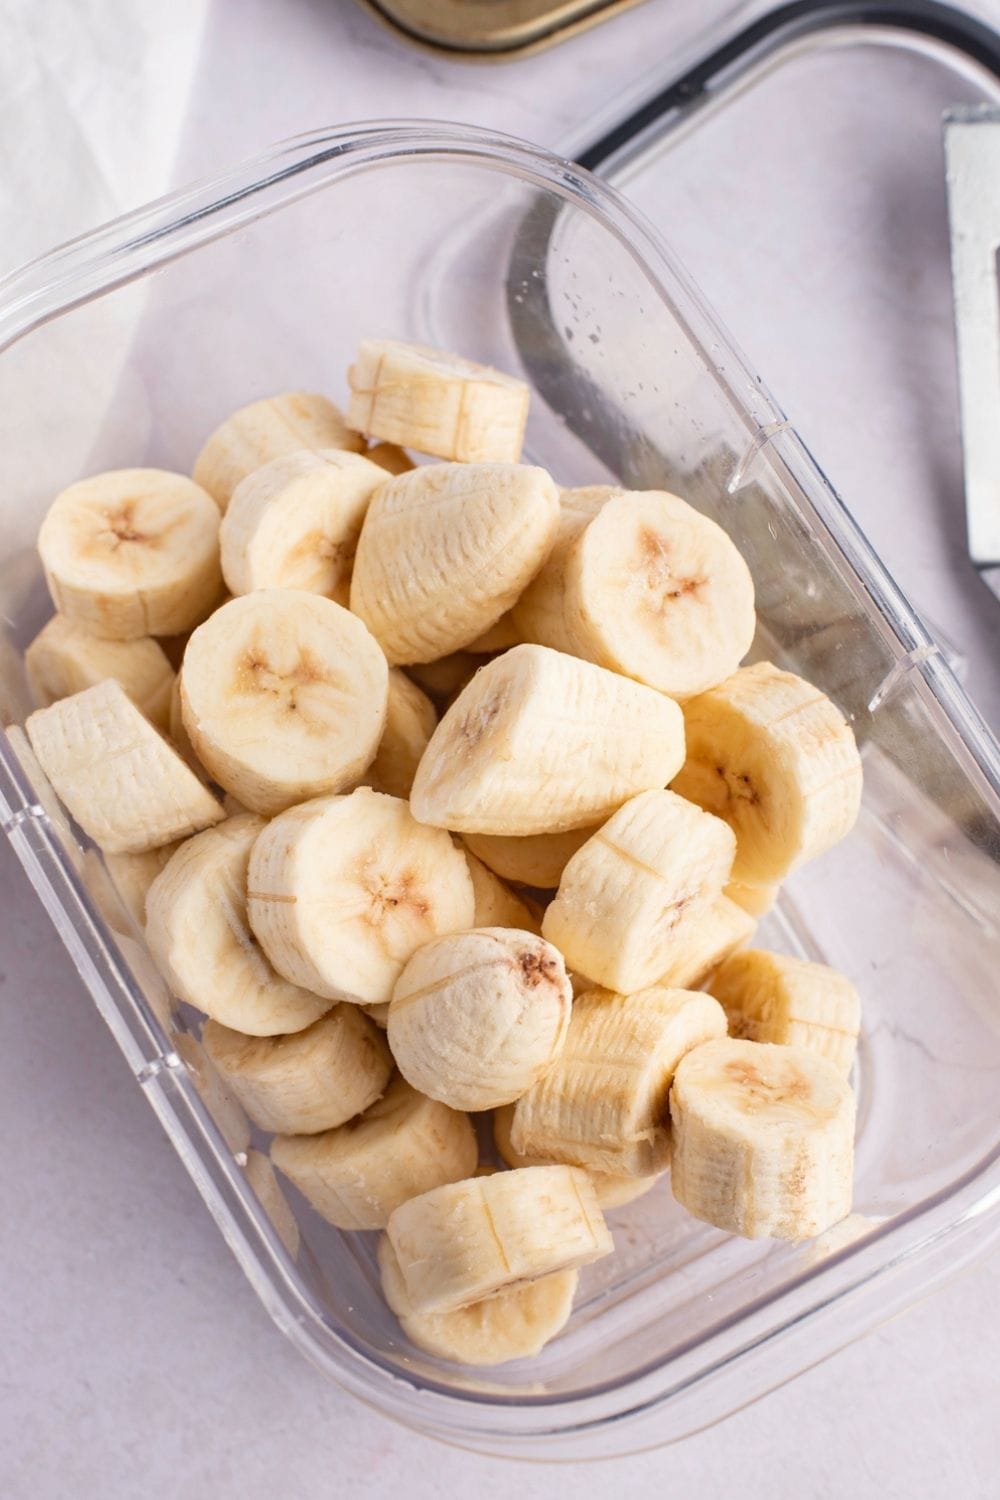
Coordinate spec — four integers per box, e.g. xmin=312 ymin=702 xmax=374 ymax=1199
xmin=16 ymin=338 xmax=865 ymax=1369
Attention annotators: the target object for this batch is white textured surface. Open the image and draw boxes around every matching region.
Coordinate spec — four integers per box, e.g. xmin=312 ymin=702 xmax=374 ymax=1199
xmin=1 ymin=1 xmax=999 ymax=1495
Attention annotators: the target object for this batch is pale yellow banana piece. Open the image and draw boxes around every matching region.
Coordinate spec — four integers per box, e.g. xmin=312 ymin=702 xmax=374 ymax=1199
xmin=543 ymin=790 xmax=735 ymax=992
xmin=464 ymin=852 xmax=541 ymax=932
xmin=271 ymin=1074 xmax=477 ymax=1230
xmin=244 ymin=1150 xmax=300 ymax=1258
xmin=202 ymin=1005 xmax=392 ymax=1135
xmin=512 ymin=486 xmax=621 ymax=652
xmin=3 ymin=724 xmax=80 ymax=857
xmin=180 ymin=590 xmax=388 ymax=816
xmin=37 ymin=469 xmax=222 ymax=640
xmin=360 ymin=1001 xmax=390 ymax=1028
xmin=220 ymin=448 xmax=387 ymax=597
xmin=247 ymin=787 xmax=475 ymax=1004
xmin=172 ymin=1031 xmax=252 ymax=1155
xmin=146 ymin=813 xmax=330 ymax=1035
xmin=192 ymin=392 xmax=364 ymax=510
xmin=405 ymin=652 xmax=481 ymax=706
xmin=463 ymin=825 xmax=598 ymax=890
xmin=26 ymin=679 xmax=223 ymax=853
xmin=347 ymin=339 xmax=529 ymax=463
xmin=25 ymin=615 xmax=174 ymax=730
xmin=725 ymin=880 xmax=779 ymax=917
xmin=386 ymin=1165 xmax=612 ymax=1315
xmin=512 ymin=986 xmax=726 ymax=1177
xmin=465 ymin=612 xmax=521 ymax=654
xmin=410 ymin=644 xmax=685 ymax=836
xmin=671 ymin=661 xmax=863 ymax=883
xmin=669 ymin=1037 xmax=855 ymax=1239
xmin=378 ymin=1236 xmax=577 ymax=1367
xmin=388 ymin=927 xmax=571 ymax=1111
xmin=655 ymin=896 xmax=755 ymax=989
xmin=350 ymin=463 xmax=559 ymax=665
xmin=492 ymin=1104 xmax=662 ymax=1209
xmin=709 ymin=949 xmax=861 ymax=1075
xmin=104 ymin=842 xmax=180 ymax=929
xmin=366 ymin=441 xmax=413 ymax=475
xmin=561 ymin=490 xmax=756 ymax=698
xmin=367 ymin=669 xmax=437 ymax=799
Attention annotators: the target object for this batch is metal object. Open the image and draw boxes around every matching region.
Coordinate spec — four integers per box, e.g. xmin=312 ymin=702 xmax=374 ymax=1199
xmin=354 ymin=0 xmax=646 ymax=58
xmin=945 ymin=106 xmax=1000 ymax=603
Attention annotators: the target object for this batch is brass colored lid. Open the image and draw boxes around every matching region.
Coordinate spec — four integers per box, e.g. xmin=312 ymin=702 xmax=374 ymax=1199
xmin=356 ymin=0 xmax=648 ymax=58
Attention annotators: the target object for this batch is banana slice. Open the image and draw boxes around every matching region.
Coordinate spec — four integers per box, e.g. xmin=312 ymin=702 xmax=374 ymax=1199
xmin=347 ymin=339 xmax=530 ymax=463
xmin=202 ymin=1005 xmax=393 ymax=1135
xmin=180 ymin=590 xmax=388 ymax=816
xmin=512 ymin=986 xmax=726 ymax=1177
xmin=670 ymin=1037 xmax=855 ymax=1239
xmin=655 ymin=896 xmax=755 ymax=989
xmin=377 ymin=1236 xmax=577 ymax=1367
xmin=405 ymin=652 xmax=481 ymax=706
xmin=725 ymin=880 xmax=779 ymax=917
xmin=464 ymin=852 xmax=541 ymax=932
xmin=104 ymin=843 xmax=181 ymax=929
xmin=172 ymin=1030 xmax=252 ymax=1155
xmin=366 ymin=441 xmax=413 ymax=476
xmin=270 ymin=1074 xmax=477 ymax=1230
xmin=349 ymin=463 xmax=560 ymax=665
xmin=709 ymin=950 xmax=861 ymax=1075
xmin=146 ymin=814 xmax=331 ymax=1035
xmin=492 ymin=1104 xmax=662 ymax=1209
xmin=244 ymin=1150 xmax=301 ymax=1259
xmin=192 ymin=392 xmax=364 ymax=510
xmin=386 ymin=1165 xmax=612 ymax=1316
xmin=512 ymin=485 xmax=621 ymax=653
xmin=25 ymin=615 xmax=174 ymax=730
xmin=220 ymin=448 xmax=387 ymax=597
xmin=671 ymin=662 xmax=863 ymax=883
xmin=542 ymin=790 xmax=735 ymax=992
xmin=247 ymin=787 xmax=475 ymax=1004
xmin=38 ymin=469 xmax=222 ymax=641
xmin=26 ymin=679 xmax=223 ymax=853
xmin=367 ymin=669 xmax=437 ymax=799
xmin=560 ymin=490 xmax=756 ymax=698
xmin=462 ymin=825 xmax=598 ymax=890
xmin=410 ymin=644 xmax=686 ymax=836
xmin=387 ymin=928 xmax=571 ymax=1111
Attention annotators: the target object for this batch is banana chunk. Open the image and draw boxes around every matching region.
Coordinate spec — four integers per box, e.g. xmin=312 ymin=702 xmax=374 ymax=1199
xmin=512 ymin=986 xmax=726 ymax=1177
xmin=220 ymin=448 xmax=387 ymax=597
xmin=347 ymin=339 xmax=529 ymax=463
xmin=410 ymin=644 xmax=686 ymax=836
xmin=709 ymin=950 xmax=861 ymax=1075
xmin=463 ymin=825 xmax=598 ymax=890
xmin=464 ymin=852 xmax=541 ymax=932
xmin=725 ymin=880 xmax=779 ymax=917
xmin=669 ymin=1037 xmax=855 ymax=1239
xmin=172 ymin=1031 xmax=252 ymax=1155
xmin=146 ymin=814 xmax=331 ymax=1035
xmin=38 ymin=469 xmax=222 ymax=641
xmin=386 ymin=1165 xmax=612 ymax=1315
xmin=671 ymin=661 xmax=863 ymax=883
xmin=193 ymin=392 xmax=364 ymax=510
xmin=542 ymin=790 xmax=735 ymax=992
xmin=512 ymin=485 xmax=621 ymax=653
xmin=388 ymin=928 xmax=571 ymax=1111
xmin=562 ymin=490 xmax=756 ymax=698
xmin=271 ymin=1074 xmax=477 ymax=1230
xmin=25 ymin=615 xmax=174 ymax=730
xmin=492 ymin=1104 xmax=663 ymax=1209
xmin=202 ymin=1005 xmax=393 ymax=1134
xmin=367 ymin=669 xmax=437 ymax=799
xmin=180 ymin=590 xmax=388 ymax=816
xmin=655 ymin=895 xmax=755 ymax=990
xmin=247 ymin=787 xmax=475 ymax=1004
xmin=350 ymin=463 xmax=559 ymax=665
xmin=26 ymin=679 xmax=223 ymax=853
xmin=378 ymin=1236 xmax=577 ymax=1367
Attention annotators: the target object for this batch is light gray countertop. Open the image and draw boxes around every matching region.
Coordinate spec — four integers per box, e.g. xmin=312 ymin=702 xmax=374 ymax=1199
xmin=2 ymin=1 xmax=998 ymax=1494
